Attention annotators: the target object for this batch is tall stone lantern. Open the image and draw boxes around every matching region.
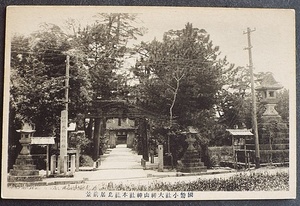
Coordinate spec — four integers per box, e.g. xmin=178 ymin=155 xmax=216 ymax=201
xmin=256 ymin=73 xmax=289 ymax=164
xmin=8 ymin=122 xmax=42 ymax=185
xmin=180 ymin=126 xmax=207 ymax=173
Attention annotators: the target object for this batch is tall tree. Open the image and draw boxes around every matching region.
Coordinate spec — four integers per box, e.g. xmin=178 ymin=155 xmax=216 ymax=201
xmin=69 ymin=13 xmax=145 ymax=100
xmin=10 ymin=23 xmax=92 ymax=136
xmin=132 ymin=23 xmax=227 ymax=128
xmin=131 ymin=23 xmax=230 ymax=163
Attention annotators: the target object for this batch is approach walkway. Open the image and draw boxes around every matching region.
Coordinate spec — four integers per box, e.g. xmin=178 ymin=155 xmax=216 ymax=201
xmin=71 ymin=144 xmax=150 ymax=184
xmin=100 ymin=144 xmax=143 ymax=170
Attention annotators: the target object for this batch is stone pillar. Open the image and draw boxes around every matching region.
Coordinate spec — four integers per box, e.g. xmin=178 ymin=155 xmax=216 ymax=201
xmin=70 ymin=155 xmax=76 ymax=175
xmin=60 ymin=110 xmax=68 ymax=174
xmin=150 ymin=150 xmax=154 ymax=163
xmin=127 ymin=131 xmax=135 ymax=148
xmin=158 ymin=145 xmax=164 ymax=172
xmin=63 ymin=155 xmax=68 ymax=175
xmin=110 ymin=131 xmax=117 ymax=148
xmin=50 ymin=155 xmax=56 ymax=174
xmin=57 ymin=155 xmax=61 ymax=174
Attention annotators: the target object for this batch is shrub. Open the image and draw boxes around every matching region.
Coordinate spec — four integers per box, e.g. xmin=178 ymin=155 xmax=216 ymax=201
xmin=50 ymin=171 xmax=288 ymax=191
xmin=79 ymin=155 xmax=94 ymax=167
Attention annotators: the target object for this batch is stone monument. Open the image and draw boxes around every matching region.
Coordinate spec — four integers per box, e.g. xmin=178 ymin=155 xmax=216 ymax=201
xmin=8 ymin=123 xmax=44 ymax=186
xmin=180 ymin=126 xmax=207 ymax=173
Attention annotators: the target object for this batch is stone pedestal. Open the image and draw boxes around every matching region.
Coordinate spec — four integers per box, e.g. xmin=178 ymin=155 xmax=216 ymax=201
xmin=8 ymin=155 xmax=42 ymax=183
xmin=180 ymin=150 xmax=207 ymax=173
xmin=258 ymin=118 xmax=289 ymax=164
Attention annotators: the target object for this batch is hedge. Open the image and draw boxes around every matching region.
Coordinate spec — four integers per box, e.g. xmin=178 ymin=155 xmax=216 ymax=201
xmin=58 ymin=171 xmax=288 ymax=191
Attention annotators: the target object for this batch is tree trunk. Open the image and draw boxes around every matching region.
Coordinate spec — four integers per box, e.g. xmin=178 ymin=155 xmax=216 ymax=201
xmin=93 ymin=118 xmax=101 ymax=161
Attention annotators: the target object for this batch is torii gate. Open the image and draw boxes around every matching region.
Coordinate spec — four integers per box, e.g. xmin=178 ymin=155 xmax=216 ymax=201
xmin=83 ymin=98 xmax=159 ymax=165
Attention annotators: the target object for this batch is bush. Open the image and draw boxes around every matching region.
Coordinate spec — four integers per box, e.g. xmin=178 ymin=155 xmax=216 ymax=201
xmin=209 ymin=154 xmax=220 ymax=167
xmin=56 ymin=171 xmax=288 ymax=191
xmin=79 ymin=155 xmax=94 ymax=167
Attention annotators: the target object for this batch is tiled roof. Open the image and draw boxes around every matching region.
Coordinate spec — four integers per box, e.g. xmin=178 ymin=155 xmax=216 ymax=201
xmin=256 ymin=73 xmax=283 ymax=90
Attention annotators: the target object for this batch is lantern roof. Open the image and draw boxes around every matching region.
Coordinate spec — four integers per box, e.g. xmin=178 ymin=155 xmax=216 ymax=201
xmin=182 ymin=126 xmax=198 ymax=134
xmin=255 ymin=73 xmax=283 ymax=91
xmin=16 ymin=122 xmax=36 ymax=133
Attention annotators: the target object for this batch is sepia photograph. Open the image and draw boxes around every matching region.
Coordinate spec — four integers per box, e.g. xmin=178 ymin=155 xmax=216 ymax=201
xmin=1 ymin=6 xmax=296 ymax=200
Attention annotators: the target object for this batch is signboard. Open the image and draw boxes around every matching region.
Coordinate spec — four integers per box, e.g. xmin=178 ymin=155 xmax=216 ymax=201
xmin=31 ymin=137 xmax=55 ymax=145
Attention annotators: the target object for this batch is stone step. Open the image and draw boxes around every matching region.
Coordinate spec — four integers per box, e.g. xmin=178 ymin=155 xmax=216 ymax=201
xmin=181 ymin=166 xmax=207 ymax=173
xmin=183 ymin=154 xmax=200 ymax=159
xmin=183 ymin=151 xmax=200 ymax=156
xmin=7 ymin=175 xmax=42 ymax=182
xmin=9 ymin=169 xmax=39 ymax=176
xmin=7 ymin=181 xmax=47 ymax=187
xmin=15 ymin=158 xmax=35 ymax=165
xmin=13 ymin=164 xmax=36 ymax=170
xmin=182 ymin=161 xmax=205 ymax=167
xmin=182 ymin=158 xmax=203 ymax=163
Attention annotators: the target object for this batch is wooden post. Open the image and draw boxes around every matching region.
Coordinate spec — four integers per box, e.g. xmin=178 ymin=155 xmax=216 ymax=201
xmin=46 ymin=145 xmax=49 ymax=177
xmin=50 ymin=155 xmax=56 ymax=175
xmin=244 ymin=28 xmax=260 ymax=168
xmin=76 ymin=146 xmax=80 ymax=172
xmin=158 ymin=145 xmax=164 ymax=172
xmin=244 ymin=139 xmax=247 ymax=170
xmin=235 ymin=152 xmax=237 ymax=169
xmin=247 ymin=153 xmax=250 ymax=169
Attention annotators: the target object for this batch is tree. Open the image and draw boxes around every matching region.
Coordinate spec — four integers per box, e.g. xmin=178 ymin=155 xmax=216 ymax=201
xmin=131 ymin=23 xmax=230 ymax=164
xmin=275 ymin=88 xmax=289 ymax=122
xmin=133 ymin=23 xmax=227 ymax=127
xmin=68 ymin=13 xmax=145 ymax=100
xmin=10 ymin=23 xmax=92 ymax=137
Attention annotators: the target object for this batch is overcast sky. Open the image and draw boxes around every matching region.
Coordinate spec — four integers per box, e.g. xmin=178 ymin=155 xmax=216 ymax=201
xmin=6 ymin=6 xmax=295 ymax=90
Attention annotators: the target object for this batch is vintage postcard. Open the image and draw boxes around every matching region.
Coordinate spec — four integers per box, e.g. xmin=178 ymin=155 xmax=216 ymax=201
xmin=2 ymin=6 xmax=296 ymax=200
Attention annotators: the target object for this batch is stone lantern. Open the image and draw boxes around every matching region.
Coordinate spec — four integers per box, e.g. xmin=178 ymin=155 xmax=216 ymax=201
xmin=180 ymin=126 xmax=207 ymax=173
xmin=256 ymin=73 xmax=289 ymax=164
xmin=255 ymin=73 xmax=283 ymax=122
xmin=8 ymin=122 xmax=43 ymax=185
xmin=16 ymin=122 xmax=36 ymax=156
